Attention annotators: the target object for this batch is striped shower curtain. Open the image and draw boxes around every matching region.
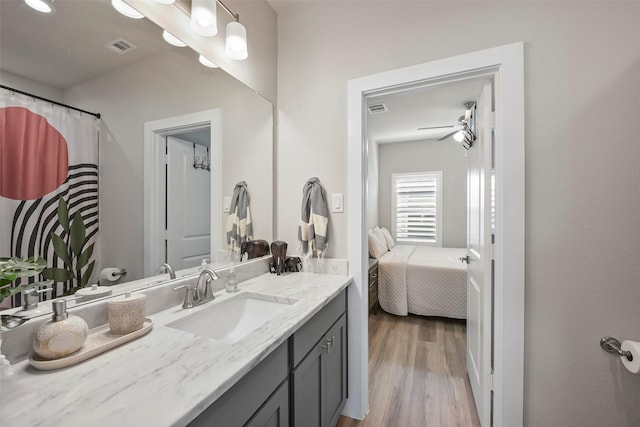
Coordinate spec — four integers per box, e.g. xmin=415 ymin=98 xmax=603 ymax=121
xmin=0 ymin=90 xmax=99 ymax=307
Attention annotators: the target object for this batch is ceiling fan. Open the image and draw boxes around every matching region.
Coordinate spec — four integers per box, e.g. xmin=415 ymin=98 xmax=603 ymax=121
xmin=417 ymin=102 xmax=477 ymax=146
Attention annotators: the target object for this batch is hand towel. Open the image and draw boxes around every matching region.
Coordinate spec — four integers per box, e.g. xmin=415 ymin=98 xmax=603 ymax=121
xmin=298 ymin=177 xmax=329 ymax=258
xmin=226 ymin=181 xmax=253 ymax=251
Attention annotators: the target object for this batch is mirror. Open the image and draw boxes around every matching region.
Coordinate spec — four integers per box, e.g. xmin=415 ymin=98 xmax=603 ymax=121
xmin=0 ymin=0 xmax=273 ymax=312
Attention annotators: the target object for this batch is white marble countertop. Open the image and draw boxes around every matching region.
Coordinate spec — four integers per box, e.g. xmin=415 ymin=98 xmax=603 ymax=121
xmin=0 ymin=272 xmax=352 ymax=427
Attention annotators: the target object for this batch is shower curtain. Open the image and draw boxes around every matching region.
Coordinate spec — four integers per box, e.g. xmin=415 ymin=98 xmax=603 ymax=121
xmin=0 ymin=91 xmax=99 ymax=307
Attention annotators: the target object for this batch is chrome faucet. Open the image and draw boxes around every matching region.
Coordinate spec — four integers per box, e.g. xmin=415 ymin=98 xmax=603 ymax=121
xmin=173 ymin=268 xmax=219 ymax=309
xmin=158 ymin=263 xmax=176 ymax=280
xmin=196 ymin=268 xmax=219 ymax=302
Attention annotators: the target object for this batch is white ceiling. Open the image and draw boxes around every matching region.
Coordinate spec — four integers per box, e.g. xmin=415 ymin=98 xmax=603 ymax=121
xmin=0 ymin=0 xmax=183 ymax=89
xmin=367 ymin=78 xmax=488 ymax=145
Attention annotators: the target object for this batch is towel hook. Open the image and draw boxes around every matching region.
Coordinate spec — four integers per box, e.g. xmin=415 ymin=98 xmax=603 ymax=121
xmin=600 ymin=336 xmax=633 ymax=361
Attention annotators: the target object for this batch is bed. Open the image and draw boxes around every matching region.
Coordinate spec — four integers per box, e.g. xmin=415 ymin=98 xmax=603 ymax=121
xmin=377 ymin=245 xmax=468 ymax=319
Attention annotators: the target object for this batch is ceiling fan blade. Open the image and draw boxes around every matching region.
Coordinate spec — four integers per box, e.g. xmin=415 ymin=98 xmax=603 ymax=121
xmin=417 ymin=125 xmax=455 ymax=131
xmin=437 ymin=130 xmax=460 ymax=141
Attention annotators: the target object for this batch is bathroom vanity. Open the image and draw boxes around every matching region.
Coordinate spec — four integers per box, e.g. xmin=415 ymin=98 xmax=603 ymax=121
xmin=0 ymin=272 xmax=351 ymax=427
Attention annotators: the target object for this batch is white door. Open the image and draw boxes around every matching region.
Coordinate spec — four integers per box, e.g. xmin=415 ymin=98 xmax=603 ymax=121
xmin=466 ymin=80 xmax=494 ymax=427
xmin=166 ymin=136 xmax=211 ymax=269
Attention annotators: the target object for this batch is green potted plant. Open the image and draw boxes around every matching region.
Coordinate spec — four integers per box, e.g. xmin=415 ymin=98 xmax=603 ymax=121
xmin=0 ymin=256 xmax=47 ymax=304
xmin=42 ymin=197 xmax=96 ymax=295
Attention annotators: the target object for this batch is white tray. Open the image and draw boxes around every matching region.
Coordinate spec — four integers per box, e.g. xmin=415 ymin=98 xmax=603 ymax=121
xmin=29 ymin=318 xmax=153 ymax=370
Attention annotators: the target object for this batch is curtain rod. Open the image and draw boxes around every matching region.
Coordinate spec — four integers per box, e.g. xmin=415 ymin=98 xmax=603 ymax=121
xmin=0 ymin=84 xmax=101 ymax=119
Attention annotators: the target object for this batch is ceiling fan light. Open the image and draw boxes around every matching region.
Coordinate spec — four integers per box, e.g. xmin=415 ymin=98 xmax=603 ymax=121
xmin=24 ymin=0 xmax=52 ymax=13
xmin=111 ymin=0 xmax=145 ymax=19
xmin=453 ymin=130 xmax=465 ymax=143
xmin=198 ymin=54 xmax=218 ymax=68
xmin=191 ymin=0 xmax=218 ymax=37
xmin=226 ymin=21 xmax=248 ymax=60
xmin=162 ymin=30 xmax=186 ymax=47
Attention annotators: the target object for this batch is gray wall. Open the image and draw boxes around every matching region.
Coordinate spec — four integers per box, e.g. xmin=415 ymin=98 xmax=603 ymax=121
xmin=275 ymin=1 xmax=640 ymax=425
xmin=377 ymin=139 xmax=467 ymax=248
xmin=64 ymin=50 xmax=273 ymax=281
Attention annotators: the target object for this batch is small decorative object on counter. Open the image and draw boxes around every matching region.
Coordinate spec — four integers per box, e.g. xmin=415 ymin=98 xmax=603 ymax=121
xmin=226 ymin=263 xmax=239 ymax=293
xmin=108 ymin=292 xmax=147 ymax=335
xmin=285 ymin=257 xmax=303 ymax=273
xmin=270 ymin=241 xmax=288 ymax=275
xmin=33 ymin=299 xmax=88 ymax=360
xmin=75 ymin=284 xmax=113 ymax=302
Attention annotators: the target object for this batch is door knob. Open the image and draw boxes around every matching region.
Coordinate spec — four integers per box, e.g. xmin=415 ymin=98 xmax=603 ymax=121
xmin=459 ymin=256 xmax=470 ymax=264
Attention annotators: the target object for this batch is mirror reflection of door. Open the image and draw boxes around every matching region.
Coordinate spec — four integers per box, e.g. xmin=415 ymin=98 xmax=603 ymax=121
xmin=166 ymin=133 xmax=211 ymax=269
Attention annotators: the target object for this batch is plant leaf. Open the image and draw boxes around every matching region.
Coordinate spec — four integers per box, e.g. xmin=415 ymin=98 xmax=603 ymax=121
xmin=70 ymin=212 xmax=86 ymax=257
xmin=52 ymin=233 xmax=72 ymax=266
xmin=77 ymin=243 xmax=94 ymax=270
xmin=80 ymin=261 xmax=95 ymax=288
xmin=42 ymin=267 xmax=74 ymax=283
xmin=58 ymin=197 xmax=70 ymax=233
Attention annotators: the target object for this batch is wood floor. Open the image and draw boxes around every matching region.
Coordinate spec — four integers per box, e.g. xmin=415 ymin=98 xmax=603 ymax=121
xmin=337 ymin=311 xmax=481 ymax=427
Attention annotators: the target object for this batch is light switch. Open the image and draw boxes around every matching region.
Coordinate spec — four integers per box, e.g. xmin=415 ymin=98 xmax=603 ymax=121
xmin=223 ymin=196 xmax=231 ymax=213
xmin=332 ymin=193 xmax=344 ymax=213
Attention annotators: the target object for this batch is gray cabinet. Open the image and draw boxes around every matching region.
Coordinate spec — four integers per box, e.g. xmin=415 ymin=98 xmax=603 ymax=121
xmin=189 ymin=341 xmax=289 ymax=427
xmin=291 ymin=290 xmax=348 ymax=427
xmin=246 ymin=379 xmax=289 ymax=427
xmin=189 ymin=289 xmax=347 ymax=427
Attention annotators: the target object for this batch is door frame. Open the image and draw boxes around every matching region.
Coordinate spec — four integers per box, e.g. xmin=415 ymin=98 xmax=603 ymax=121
xmin=143 ymin=109 xmax=222 ymax=276
xmin=345 ymin=43 xmax=525 ymax=426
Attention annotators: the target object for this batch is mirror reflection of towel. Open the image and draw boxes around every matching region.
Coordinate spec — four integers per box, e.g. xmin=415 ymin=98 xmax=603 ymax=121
xmin=298 ymin=177 xmax=329 ymax=258
xmin=227 ymin=181 xmax=252 ymax=251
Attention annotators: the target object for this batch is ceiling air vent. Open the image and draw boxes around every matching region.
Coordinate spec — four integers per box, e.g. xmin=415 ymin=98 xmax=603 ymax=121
xmin=104 ymin=38 xmax=137 ymax=55
xmin=367 ymin=103 xmax=388 ymax=114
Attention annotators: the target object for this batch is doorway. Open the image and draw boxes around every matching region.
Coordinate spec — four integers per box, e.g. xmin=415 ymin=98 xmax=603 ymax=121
xmin=363 ymin=75 xmax=492 ymax=425
xmin=345 ymin=43 xmax=525 ymax=426
xmin=165 ymin=132 xmax=211 ymax=270
xmin=143 ymin=109 xmax=221 ymax=276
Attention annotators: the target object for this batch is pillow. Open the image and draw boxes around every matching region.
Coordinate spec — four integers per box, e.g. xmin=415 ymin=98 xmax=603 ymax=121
xmin=380 ymin=227 xmax=395 ymax=249
xmin=372 ymin=227 xmax=387 ymax=249
xmin=368 ymin=229 xmax=388 ymax=259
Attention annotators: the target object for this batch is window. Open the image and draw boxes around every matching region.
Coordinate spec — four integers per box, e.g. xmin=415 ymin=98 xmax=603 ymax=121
xmin=391 ymin=171 xmax=442 ymax=246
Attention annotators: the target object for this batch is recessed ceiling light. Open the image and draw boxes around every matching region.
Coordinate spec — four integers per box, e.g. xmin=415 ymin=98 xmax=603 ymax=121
xmin=24 ymin=0 xmax=53 ymax=13
xmin=111 ymin=0 xmax=145 ymax=19
xmin=198 ymin=55 xmax=218 ymax=68
xmin=162 ymin=30 xmax=187 ymax=47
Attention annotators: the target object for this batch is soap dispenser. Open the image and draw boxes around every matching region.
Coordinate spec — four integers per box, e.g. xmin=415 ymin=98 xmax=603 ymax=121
xmin=33 ymin=299 xmax=88 ymax=360
xmin=226 ymin=262 xmax=238 ymax=293
xmin=200 ymin=258 xmax=210 ymax=272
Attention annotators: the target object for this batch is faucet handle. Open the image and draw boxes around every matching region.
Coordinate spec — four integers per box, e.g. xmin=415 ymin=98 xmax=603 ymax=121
xmin=173 ymin=285 xmax=195 ymax=309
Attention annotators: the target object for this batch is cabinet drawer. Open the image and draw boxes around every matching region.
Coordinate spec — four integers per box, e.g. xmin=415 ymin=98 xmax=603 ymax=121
xmin=189 ymin=341 xmax=288 ymax=426
xmin=291 ymin=290 xmax=346 ymax=367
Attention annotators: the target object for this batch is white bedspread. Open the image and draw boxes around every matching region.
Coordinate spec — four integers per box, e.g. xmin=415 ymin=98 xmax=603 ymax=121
xmin=378 ymin=245 xmax=468 ymax=319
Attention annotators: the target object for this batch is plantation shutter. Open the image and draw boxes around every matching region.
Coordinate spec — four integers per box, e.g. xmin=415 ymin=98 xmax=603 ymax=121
xmin=391 ymin=171 xmax=442 ymax=246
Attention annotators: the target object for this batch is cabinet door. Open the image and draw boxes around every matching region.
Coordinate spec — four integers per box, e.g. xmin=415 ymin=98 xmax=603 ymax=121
xmin=325 ymin=315 xmax=347 ymax=427
xmin=245 ymin=379 xmax=289 ymax=427
xmin=292 ymin=344 xmax=325 ymax=427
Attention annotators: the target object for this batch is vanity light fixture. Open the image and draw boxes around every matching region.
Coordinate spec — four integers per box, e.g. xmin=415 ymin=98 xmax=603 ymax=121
xmin=198 ymin=55 xmax=219 ymax=68
xmin=217 ymin=0 xmax=248 ymax=60
xmin=162 ymin=30 xmax=187 ymax=47
xmin=191 ymin=0 xmax=218 ymax=37
xmin=226 ymin=20 xmax=248 ymax=60
xmin=111 ymin=0 xmax=144 ymax=19
xmin=24 ymin=0 xmax=53 ymax=13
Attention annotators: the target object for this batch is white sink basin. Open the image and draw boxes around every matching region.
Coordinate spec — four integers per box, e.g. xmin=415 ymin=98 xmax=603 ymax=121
xmin=166 ymin=292 xmax=299 ymax=343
